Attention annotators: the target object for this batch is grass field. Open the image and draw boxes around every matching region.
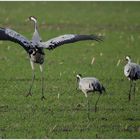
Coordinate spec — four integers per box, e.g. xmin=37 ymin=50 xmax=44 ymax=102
xmin=0 ymin=1 xmax=140 ymax=138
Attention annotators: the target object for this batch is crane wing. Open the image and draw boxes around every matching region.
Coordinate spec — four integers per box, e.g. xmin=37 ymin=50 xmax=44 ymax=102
xmin=0 ymin=27 xmax=31 ymax=52
xmin=39 ymin=34 xmax=103 ymax=50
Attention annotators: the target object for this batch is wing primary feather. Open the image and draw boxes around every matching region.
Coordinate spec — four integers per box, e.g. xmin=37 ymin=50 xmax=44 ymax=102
xmin=0 ymin=27 xmax=31 ymax=52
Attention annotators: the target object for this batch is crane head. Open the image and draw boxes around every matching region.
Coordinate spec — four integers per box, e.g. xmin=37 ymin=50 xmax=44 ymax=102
xmin=29 ymin=16 xmax=37 ymax=23
xmin=125 ymin=56 xmax=131 ymax=62
xmin=76 ymin=74 xmax=82 ymax=81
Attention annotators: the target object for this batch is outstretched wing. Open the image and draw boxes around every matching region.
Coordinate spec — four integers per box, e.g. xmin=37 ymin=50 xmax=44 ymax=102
xmin=0 ymin=27 xmax=31 ymax=52
xmin=39 ymin=34 xmax=103 ymax=50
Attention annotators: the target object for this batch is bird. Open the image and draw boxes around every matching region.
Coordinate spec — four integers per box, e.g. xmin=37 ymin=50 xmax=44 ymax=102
xmin=0 ymin=16 xmax=103 ymax=100
xmin=124 ymin=56 xmax=140 ymax=101
xmin=76 ymin=74 xmax=105 ymax=119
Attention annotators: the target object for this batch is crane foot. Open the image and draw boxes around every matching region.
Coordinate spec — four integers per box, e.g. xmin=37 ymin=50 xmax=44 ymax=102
xmin=26 ymin=92 xmax=32 ymax=97
xmin=41 ymin=96 xmax=46 ymax=100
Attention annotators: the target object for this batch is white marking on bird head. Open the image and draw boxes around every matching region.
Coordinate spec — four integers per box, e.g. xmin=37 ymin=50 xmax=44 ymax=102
xmin=29 ymin=16 xmax=37 ymax=23
xmin=76 ymin=74 xmax=82 ymax=80
xmin=125 ymin=56 xmax=131 ymax=63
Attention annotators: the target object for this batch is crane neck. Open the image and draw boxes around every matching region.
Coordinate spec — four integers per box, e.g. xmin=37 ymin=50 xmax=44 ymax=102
xmin=34 ymin=21 xmax=38 ymax=32
xmin=126 ymin=56 xmax=131 ymax=64
xmin=127 ymin=59 xmax=131 ymax=64
xmin=76 ymin=75 xmax=82 ymax=82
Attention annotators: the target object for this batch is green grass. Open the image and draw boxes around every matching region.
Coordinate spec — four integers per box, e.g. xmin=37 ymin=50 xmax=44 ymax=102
xmin=0 ymin=1 xmax=140 ymax=138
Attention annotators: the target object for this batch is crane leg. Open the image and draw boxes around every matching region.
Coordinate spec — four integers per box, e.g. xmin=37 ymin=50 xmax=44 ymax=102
xmin=87 ymin=97 xmax=90 ymax=120
xmin=82 ymin=90 xmax=88 ymax=98
xmin=133 ymin=82 xmax=136 ymax=100
xmin=128 ymin=80 xmax=133 ymax=101
xmin=40 ymin=64 xmax=46 ymax=100
xmin=95 ymin=94 xmax=101 ymax=112
xmin=26 ymin=61 xmax=35 ymax=97
xmin=83 ymin=91 xmax=90 ymax=120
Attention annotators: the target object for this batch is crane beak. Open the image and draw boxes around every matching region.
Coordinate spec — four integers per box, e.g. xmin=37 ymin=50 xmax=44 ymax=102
xmin=25 ymin=18 xmax=30 ymax=22
xmin=27 ymin=16 xmax=33 ymax=22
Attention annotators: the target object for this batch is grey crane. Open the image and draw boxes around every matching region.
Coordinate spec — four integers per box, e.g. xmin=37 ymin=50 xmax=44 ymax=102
xmin=76 ymin=74 xmax=105 ymax=119
xmin=0 ymin=16 xmax=103 ymax=100
xmin=124 ymin=56 xmax=140 ymax=101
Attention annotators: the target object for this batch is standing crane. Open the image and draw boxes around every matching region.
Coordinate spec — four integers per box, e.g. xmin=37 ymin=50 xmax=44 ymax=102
xmin=124 ymin=56 xmax=140 ymax=101
xmin=0 ymin=16 xmax=103 ymax=100
xmin=76 ymin=74 xmax=105 ymax=119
